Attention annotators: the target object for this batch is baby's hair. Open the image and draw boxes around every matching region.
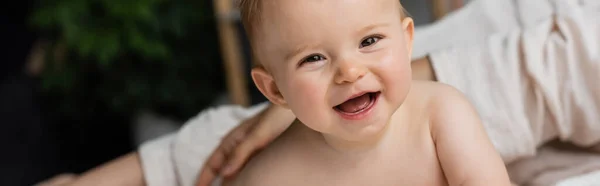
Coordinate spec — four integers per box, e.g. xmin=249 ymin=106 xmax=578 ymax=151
xmin=238 ymin=0 xmax=409 ymax=65
xmin=239 ymin=0 xmax=262 ymax=41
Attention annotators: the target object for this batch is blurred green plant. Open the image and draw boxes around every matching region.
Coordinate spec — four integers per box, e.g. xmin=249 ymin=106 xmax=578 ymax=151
xmin=30 ymin=0 xmax=225 ymax=121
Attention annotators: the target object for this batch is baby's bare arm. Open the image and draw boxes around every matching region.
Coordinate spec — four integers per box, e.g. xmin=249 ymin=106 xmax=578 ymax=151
xmin=430 ymin=85 xmax=511 ymax=186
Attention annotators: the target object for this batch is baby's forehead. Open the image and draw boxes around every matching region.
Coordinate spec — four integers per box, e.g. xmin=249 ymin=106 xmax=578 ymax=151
xmin=260 ymin=0 xmax=401 ymax=19
xmin=249 ymin=0 xmax=403 ymax=62
xmin=256 ymin=0 xmax=401 ymax=37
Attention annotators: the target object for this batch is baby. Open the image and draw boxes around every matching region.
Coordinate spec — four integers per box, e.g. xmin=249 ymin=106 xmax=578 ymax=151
xmin=226 ymin=0 xmax=510 ymax=185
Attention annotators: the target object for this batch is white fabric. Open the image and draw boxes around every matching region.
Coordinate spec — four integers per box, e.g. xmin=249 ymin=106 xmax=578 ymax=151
xmin=139 ymin=0 xmax=600 ymax=185
xmin=420 ymin=0 xmax=600 ymax=163
xmin=412 ymin=0 xmax=521 ymax=60
xmin=506 ymin=146 xmax=600 ymax=185
xmin=557 ymin=171 xmax=600 ymax=186
xmin=139 ymin=134 xmax=177 ymax=186
xmin=418 ymin=0 xmax=600 ymax=184
xmin=139 ymin=103 xmax=268 ymax=186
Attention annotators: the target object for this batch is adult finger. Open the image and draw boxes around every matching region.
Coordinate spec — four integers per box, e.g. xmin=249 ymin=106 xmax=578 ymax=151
xmin=196 ymin=145 xmax=228 ymax=186
xmin=220 ymin=134 xmax=266 ymax=176
xmin=221 ymin=116 xmax=254 ymax=142
xmin=196 ymin=112 xmax=264 ymax=185
xmin=196 ymin=166 xmax=218 ymax=186
xmin=196 ymin=118 xmax=255 ymax=186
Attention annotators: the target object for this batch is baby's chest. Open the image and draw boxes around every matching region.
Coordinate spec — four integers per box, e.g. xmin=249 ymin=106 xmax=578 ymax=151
xmin=285 ymin=151 xmax=447 ymax=186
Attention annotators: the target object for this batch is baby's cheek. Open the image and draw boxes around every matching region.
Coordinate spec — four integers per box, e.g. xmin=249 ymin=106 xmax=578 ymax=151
xmin=377 ymin=48 xmax=412 ymax=102
xmin=287 ymin=79 xmax=322 ymax=108
xmin=376 ymin=48 xmax=411 ymax=77
xmin=285 ymin=79 xmax=329 ymax=128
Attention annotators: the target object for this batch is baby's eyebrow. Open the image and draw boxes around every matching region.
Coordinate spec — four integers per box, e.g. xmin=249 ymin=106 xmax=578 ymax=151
xmin=284 ymin=43 xmax=319 ymax=62
xmin=282 ymin=23 xmax=389 ymax=61
xmin=357 ymin=22 xmax=390 ymax=36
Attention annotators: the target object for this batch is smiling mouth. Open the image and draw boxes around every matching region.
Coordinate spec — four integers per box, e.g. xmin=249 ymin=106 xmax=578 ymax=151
xmin=333 ymin=92 xmax=380 ymax=116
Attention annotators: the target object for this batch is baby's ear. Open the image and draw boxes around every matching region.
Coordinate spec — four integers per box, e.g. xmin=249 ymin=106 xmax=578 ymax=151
xmin=402 ymin=17 xmax=415 ymax=58
xmin=251 ymin=67 xmax=288 ymax=107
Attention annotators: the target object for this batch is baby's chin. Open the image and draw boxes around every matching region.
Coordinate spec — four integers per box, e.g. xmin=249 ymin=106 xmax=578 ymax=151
xmin=320 ymin=120 xmax=392 ymax=149
xmin=347 ymin=120 xmax=390 ymax=138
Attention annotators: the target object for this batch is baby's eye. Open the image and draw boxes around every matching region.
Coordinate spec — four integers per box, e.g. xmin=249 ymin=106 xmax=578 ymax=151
xmin=359 ymin=35 xmax=382 ymax=48
xmin=300 ymin=54 xmax=326 ymax=64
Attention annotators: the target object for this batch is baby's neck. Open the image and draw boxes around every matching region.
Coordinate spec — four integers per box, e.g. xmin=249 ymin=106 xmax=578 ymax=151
xmin=296 ymin=119 xmax=397 ymax=156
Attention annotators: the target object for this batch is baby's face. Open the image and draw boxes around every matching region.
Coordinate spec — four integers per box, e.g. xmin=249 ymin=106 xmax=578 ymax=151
xmin=251 ymin=0 xmax=414 ymax=142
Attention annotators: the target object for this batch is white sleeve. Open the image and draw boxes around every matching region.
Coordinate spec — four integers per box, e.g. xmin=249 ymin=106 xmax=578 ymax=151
xmin=138 ymin=103 xmax=269 ymax=186
xmin=139 ymin=133 xmax=178 ymax=186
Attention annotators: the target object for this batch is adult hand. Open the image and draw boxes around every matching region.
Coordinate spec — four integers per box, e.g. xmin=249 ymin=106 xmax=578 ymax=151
xmin=196 ymin=104 xmax=295 ymax=186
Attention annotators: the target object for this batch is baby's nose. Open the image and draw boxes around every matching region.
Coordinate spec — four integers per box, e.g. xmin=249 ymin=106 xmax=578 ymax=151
xmin=334 ymin=61 xmax=367 ymax=84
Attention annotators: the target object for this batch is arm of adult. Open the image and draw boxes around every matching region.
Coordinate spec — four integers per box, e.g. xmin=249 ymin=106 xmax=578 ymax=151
xmin=36 ymin=153 xmax=145 ymax=186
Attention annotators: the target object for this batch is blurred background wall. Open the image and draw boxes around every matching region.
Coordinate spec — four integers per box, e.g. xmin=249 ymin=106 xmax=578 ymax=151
xmin=2 ymin=1 xmax=225 ymax=185
xmin=0 ymin=0 xmax=465 ymax=185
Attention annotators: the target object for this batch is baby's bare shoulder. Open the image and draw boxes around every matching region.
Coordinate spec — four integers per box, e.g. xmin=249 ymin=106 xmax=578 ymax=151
xmin=410 ymin=81 xmax=485 ymax=142
xmin=409 ymin=82 xmax=511 ymax=185
xmin=227 ymin=129 xmax=308 ymax=186
xmin=418 ymin=81 xmax=473 ymax=118
xmin=407 ymin=81 xmax=468 ymax=110
xmin=409 ymin=80 xmax=460 ymax=97
xmin=408 ymin=81 xmax=477 ymax=129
